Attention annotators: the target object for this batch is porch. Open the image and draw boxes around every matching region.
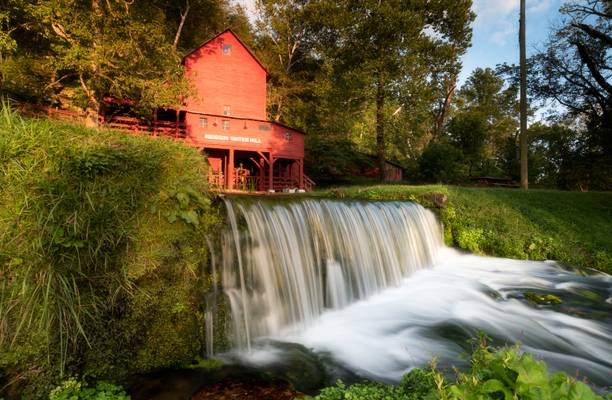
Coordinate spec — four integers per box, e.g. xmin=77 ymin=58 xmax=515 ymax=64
xmin=205 ymin=148 xmax=314 ymax=192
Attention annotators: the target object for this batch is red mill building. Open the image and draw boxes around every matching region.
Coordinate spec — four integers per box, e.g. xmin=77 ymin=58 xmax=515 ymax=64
xmin=100 ymin=29 xmax=310 ymax=191
xmin=181 ymin=29 xmax=310 ymax=191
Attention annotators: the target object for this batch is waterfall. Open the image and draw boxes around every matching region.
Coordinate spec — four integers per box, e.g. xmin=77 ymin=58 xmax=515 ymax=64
xmin=215 ymin=199 xmax=443 ymax=350
xmin=205 ymin=198 xmax=612 ymax=387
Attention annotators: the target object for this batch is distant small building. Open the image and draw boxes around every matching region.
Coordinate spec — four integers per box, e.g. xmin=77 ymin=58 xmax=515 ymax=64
xmin=360 ymin=155 xmax=404 ymax=182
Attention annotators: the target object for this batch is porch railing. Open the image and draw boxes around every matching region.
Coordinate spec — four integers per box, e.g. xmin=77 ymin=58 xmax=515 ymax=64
xmin=100 ymin=115 xmax=187 ymax=139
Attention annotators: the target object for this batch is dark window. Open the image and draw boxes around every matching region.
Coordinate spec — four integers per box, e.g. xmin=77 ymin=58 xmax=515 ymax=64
xmin=199 ymin=117 xmax=208 ymax=128
xmin=223 ymin=105 xmax=231 ymax=116
xmin=222 ymin=120 xmax=230 ymax=130
xmin=223 ymin=44 xmax=232 ymax=55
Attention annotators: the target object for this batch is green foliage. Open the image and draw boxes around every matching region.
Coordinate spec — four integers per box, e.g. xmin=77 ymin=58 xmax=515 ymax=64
xmin=49 ymin=379 xmax=129 ymax=400
xmin=418 ymin=140 xmax=464 ymax=183
xmin=315 ymin=184 xmax=612 ymax=273
xmin=445 ymin=341 xmax=603 ymax=400
xmin=315 ymin=341 xmax=606 ymax=400
xmin=185 ymin=357 xmax=224 ymax=370
xmin=316 ymin=372 xmax=436 ymax=400
xmin=305 ymin=135 xmax=374 ymax=185
xmin=0 ymin=109 xmax=222 ymax=397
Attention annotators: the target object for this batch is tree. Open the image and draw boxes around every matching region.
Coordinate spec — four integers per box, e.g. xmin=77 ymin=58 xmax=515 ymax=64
xmin=1 ymin=0 xmax=253 ymax=125
xmin=447 ymin=111 xmax=488 ymax=176
xmin=519 ymin=0 xmax=528 ymax=189
xmin=454 ymin=67 xmax=519 ymax=174
xmin=254 ymin=0 xmax=313 ymax=123
xmin=307 ymin=0 xmax=474 ymax=181
xmin=526 ymin=0 xmax=611 ymax=189
xmin=1 ymin=1 xmax=192 ymax=124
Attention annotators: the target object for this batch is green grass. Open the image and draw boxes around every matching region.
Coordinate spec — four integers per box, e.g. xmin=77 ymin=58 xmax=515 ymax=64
xmin=0 ymin=108 xmax=222 ymax=397
xmin=314 ymin=184 xmax=612 ymax=273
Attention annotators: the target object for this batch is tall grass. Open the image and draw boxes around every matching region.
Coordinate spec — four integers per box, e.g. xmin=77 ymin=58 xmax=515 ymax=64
xmin=0 ymin=104 xmax=215 ymax=390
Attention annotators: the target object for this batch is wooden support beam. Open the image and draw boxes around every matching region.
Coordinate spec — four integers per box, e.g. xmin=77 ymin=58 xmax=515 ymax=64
xmin=269 ymin=156 xmax=275 ymax=191
xmin=299 ymin=158 xmax=304 ymax=189
xmin=257 ymin=151 xmax=270 ymax=164
xmin=228 ymin=148 xmax=235 ymax=190
xmin=259 ymin=158 xmax=265 ymax=191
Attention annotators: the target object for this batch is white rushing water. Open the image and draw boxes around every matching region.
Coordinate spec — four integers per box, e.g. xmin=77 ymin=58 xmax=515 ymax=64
xmin=213 ymin=199 xmax=612 ymax=386
xmin=289 ymin=249 xmax=612 ymax=385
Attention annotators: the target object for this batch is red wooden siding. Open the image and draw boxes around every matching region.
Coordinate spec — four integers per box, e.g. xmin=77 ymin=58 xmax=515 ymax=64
xmin=183 ymin=113 xmax=304 ymax=159
xmin=183 ymin=31 xmax=267 ymax=120
xmin=179 ymin=29 xmax=309 ymax=191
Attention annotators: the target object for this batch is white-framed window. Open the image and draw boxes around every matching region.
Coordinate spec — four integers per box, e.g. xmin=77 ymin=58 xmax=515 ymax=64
xmin=222 ymin=120 xmax=230 ymax=130
xmin=223 ymin=105 xmax=231 ymax=116
xmin=199 ymin=117 xmax=208 ymax=128
xmin=223 ymin=44 xmax=232 ymax=55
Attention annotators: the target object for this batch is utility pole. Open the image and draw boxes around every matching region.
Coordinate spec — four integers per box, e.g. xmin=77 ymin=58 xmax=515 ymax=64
xmin=519 ymin=0 xmax=528 ymax=189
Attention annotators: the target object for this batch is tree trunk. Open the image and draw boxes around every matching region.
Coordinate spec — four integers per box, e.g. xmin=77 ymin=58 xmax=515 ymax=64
xmin=80 ymin=73 xmax=100 ymax=128
xmin=433 ymin=77 xmax=456 ymax=139
xmin=519 ymin=0 xmax=528 ymax=189
xmin=376 ymin=72 xmax=386 ymax=182
xmin=173 ymin=0 xmax=190 ymax=50
xmin=83 ymin=0 xmax=103 ymax=128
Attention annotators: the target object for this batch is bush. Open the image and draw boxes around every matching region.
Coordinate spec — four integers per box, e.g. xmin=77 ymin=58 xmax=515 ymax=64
xmin=418 ymin=140 xmax=464 ymax=183
xmin=49 ymin=379 xmax=129 ymax=400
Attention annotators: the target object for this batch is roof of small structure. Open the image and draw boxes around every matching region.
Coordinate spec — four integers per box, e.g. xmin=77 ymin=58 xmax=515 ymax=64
xmin=182 ymin=29 xmax=270 ymax=79
xmin=361 ymin=153 xmax=405 ymax=170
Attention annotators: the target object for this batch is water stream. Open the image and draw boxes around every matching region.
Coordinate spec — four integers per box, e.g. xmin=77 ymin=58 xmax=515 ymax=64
xmin=209 ymin=199 xmax=612 ymax=387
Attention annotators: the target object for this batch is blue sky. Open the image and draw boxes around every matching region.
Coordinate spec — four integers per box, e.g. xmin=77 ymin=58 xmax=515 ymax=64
xmin=235 ymin=0 xmax=565 ymax=86
xmin=460 ymin=0 xmax=565 ymax=84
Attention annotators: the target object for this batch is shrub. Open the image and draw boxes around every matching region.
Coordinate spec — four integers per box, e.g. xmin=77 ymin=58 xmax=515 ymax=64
xmin=49 ymin=379 xmax=129 ymax=400
xmin=418 ymin=140 xmax=464 ymax=183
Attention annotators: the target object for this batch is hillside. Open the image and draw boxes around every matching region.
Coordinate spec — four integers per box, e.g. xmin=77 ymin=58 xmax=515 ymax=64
xmin=0 ymin=109 xmax=222 ymax=397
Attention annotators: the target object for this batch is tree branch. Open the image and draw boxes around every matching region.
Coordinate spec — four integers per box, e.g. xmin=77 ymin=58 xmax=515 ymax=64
xmin=571 ymin=39 xmax=612 ymax=96
xmin=572 ymin=23 xmax=612 ymax=46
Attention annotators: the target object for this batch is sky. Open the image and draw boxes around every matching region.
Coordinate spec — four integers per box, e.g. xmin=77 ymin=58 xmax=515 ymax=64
xmin=234 ymin=0 xmax=566 ymax=85
xmin=461 ymin=0 xmax=566 ymax=83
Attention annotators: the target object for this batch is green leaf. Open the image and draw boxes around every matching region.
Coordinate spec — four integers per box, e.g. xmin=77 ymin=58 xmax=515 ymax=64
xmin=481 ymin=379 xmax=512 ymax=400
xmin=179 ymin=210 xmax=199 ymax=226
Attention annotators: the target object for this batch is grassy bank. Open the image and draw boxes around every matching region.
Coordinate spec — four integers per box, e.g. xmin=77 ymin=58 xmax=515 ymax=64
xmin=0 ymin=110 xmax=223 ymax=397
xmin=315 ymin=185 xmax=612 ymax=273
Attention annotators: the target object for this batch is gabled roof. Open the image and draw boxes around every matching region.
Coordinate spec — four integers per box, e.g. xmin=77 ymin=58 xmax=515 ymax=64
xmin=182 ymin=29 xmax=270 ymax=78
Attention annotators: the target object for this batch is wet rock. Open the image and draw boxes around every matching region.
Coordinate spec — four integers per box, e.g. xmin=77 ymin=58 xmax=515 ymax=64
xmin=419 ymin=192 xmax=448 ymax=208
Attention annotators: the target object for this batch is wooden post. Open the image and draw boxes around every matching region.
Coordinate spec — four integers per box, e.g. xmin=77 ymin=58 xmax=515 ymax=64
xmin=519 ymin=0 xmax=528 ymax=189
xmin=259 ymin=158 xmax=265 ymax=191
xmin=228 ymin=149 xmax=235 ymax=190
xmin=299 ymin=159 xmax=304 ymax=189
xmin=269 ymin=156 xmax=275 ymax=191
xmin=175 ymin=109 xmax=179 ymax=138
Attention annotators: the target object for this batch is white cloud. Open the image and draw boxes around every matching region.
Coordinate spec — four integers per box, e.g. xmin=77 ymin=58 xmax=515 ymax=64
xmin=472 ymin=0 xmax=553 ymax=45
